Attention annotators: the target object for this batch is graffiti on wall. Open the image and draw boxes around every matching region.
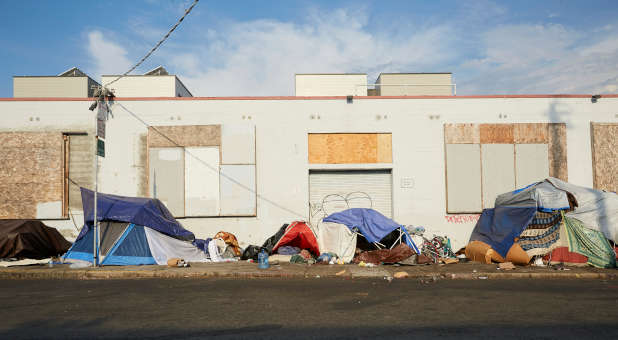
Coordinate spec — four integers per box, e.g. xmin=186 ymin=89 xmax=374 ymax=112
xmin=309 ymin=192 xmax=373 ymax=224
xmin=444 ymin=214 xmax=481 ymax=224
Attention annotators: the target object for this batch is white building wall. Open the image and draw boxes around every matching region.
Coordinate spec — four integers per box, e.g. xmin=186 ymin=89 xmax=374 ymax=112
xmin=295 ymin=74 xmax=367 ymax=96
xmin=101 ymin=76 xmax=176 ymax=97
xmin=13 ymin=77 xmax=89 ymax=98
xmin=1 ymin=96 xmax=617 ymax=250
xmin=376 ymin=73 xmax=453 ymax=96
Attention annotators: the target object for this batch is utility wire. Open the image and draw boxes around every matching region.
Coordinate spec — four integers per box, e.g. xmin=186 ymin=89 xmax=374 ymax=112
xmin=104 ymin=0 xmax=199 ymax=88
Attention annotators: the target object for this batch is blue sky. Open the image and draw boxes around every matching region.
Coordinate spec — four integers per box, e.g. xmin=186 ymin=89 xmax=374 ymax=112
xmin=1 ymin=0 xmax=617 ymax=97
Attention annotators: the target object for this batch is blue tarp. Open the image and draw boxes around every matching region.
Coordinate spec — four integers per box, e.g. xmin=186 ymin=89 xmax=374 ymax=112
xmin=77 ymin=188 xmax=195 ymax=242
xmin=324 ymin=208 xmax=401 ymax=243
xmin=469 ymin=206 xmax=537 ymax=258
xmin=323 ymin=208 xmax=420 ymax=253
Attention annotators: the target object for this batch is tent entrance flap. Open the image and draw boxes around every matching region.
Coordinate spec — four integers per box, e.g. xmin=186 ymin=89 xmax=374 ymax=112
xmin=99 ymin=221 xmax=130 ymax=256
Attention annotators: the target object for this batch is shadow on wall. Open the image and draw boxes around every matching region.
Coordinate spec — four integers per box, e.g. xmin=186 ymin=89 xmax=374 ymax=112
xmin=545 ymin=100 xmax=570 ymax=180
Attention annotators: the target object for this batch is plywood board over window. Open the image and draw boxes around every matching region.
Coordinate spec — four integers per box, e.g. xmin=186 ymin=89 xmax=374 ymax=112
xmin=591 ymin=123 xmax=618 ymax=192
xmin=308 ymin=133 xmax=392 ymax=164
xmin=0 ymin=132 xmax=64 ymax=219
xmin=148 ymin=125 xmax=221 ymax=148
xmin=220 ymin=165 xmax=256 ymax=216
xmin=481 ymin=144 xmax=515 ymax=209
xmin=221 ymin=124 xmax=255 ymax=164
xmin=67 ymin=134 xmax=94 ymax=211
xmin=184 ymin=147 xmax=220 ymax=216
xmin=444 ymin=123 xmax=567 ymax=213
xmin=516 ymin=144 xmax=549 ymax=187
xmin=445 ymin=144 xmax=482 ymax=213
xmin=149 ymin=147 xmax=185 ymax=216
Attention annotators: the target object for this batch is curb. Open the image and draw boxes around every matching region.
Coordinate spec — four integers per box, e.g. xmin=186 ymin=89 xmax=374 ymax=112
xmin=0 ymin=268 xmax=615 ymax=280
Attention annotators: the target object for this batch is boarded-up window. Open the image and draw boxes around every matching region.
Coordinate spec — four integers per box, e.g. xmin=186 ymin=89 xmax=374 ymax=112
xmin=0 ymin=132 xmax=64 ymax=219
xmin=185 ymin=147 xmax=220 ymax=216
xmin=481 ymin=144 xmax=515 ymax=209
xmin=308 ymin=133 xmax=392 ymax=164
xmin=444 ymin=123 xmax=567 ymax=213
xmin=220 ymin=165 xmax=256 ymax=216
xmin=147 ymin=124 xmax=256 ymax=217
xmin=446 ymin=144 xmax=482 ymax=213
xmin=515 ymin=144 xmax=549 ymax=188
xmin=67 ymin=134 xmax=94 ymax=211
xmin=591 ymin=123 xmax=618 ymax=192
xmin=149 ymin=147 xmax=184 ymax=216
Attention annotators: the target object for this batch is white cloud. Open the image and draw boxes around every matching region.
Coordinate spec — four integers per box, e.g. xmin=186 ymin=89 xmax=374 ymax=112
xmin=165 ymin=9 xmax=454 ymax=96
xmin=459 ymin=24 xmax=618 ymax=94
xmin=84 ymin=4 xmax=618 ymax=96
xmin=86 ymin=31 xmax=133 ymax=79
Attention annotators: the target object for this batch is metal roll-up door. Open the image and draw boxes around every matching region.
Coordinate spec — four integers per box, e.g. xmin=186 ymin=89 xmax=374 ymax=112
xmin=309 ymin=170 xmax=393 ymax=218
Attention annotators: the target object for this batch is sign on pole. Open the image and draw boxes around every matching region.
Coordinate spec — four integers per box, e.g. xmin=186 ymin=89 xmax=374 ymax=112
xmin=97 ymin=119 xmax=106 ymax=139
xmin=97 ymin=139 xmax=105 ymax=157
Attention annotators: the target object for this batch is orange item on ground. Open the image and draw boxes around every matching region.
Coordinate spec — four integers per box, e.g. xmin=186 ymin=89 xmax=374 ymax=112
xmin=214 ymin=231 xmax=241 ymax=257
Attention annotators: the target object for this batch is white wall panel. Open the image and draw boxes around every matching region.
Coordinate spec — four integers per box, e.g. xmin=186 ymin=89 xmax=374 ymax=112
xmin=220 ymin=165 xmax=256 ymax=216
xmin=185 ymin=147 xmax=220 ymax=216
xmin=481 ymin=144 xmax=515 ymax=208
xmin=149 ymin=147 xmax=184 ymax=216
xmin=446 ymin=144 xmax=481 ymax=213
xmin=221 ymin=124 xmax=255 ymax=164
xmin=516 ymin=144 xmax=549 ymax=187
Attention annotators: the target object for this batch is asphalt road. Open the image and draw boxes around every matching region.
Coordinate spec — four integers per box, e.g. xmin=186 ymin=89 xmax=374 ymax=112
xmin=0 ymin=278 xmax=616 ymax=339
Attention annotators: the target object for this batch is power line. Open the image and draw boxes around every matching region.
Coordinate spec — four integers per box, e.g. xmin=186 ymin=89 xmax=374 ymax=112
xmin=104 ymin=0 xmax=199 ymax=88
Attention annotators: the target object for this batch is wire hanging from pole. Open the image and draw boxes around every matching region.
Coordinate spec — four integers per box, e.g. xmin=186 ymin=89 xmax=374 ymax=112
xmin=104 ymin=0 xmax=199 ymax=88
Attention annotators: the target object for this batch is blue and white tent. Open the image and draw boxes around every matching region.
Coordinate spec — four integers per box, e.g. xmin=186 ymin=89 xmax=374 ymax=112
xmin=64 ymin=188 xmax=209 ymax=265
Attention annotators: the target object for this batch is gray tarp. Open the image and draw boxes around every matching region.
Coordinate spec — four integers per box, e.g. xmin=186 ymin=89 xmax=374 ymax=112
xmin=495 ymin=178 xmax=617 ymax=243
xmin=495 ymin=180 xmax=570 ymax=211
xmin=547 ymin=178 xmax=618 ymax=243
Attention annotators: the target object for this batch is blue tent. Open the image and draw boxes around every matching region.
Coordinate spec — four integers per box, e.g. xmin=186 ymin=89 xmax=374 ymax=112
xmin=64 ymin=222 xmax=157 ymax=265
xmin=323 ymin=208 xmax=420 ymax=253
xmin=64 ymin=189 xmax=207 ymax=266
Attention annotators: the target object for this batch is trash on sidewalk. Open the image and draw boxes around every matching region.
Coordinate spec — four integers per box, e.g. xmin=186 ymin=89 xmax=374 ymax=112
xmin=353 ymin=244 xmax=416 ymax=265
xmin=441 ymin=258 xmax=459 ymax=264
xmin=393 ymin=271 xmax=409 ymax=279
xmin=335 ymin=269 xmax=346 ymax=276
xmin=498 ymin=262 xmax=516 ymax=270
xmin=167 ymin=258 xmax=189 ymax=267
xmin=213 ymin=231 xmax=242 ymax=257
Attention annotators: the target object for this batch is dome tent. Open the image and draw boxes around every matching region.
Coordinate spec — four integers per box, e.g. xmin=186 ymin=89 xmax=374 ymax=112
xmin=63 ymin=188 xmax=208 ymax=265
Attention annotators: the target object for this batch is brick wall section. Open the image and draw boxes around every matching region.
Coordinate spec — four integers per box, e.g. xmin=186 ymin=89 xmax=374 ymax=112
xmin=0 ymin=132 xmax=63 ymax=219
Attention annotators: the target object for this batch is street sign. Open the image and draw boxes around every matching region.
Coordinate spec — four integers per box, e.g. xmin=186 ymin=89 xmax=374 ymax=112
xmin=97 ymin=119 xmax=106 ymax=139
xmin=97 ymin=101 xmax=108 ymax=120
xmin=97 ymin=139 xmax=105 ymax=157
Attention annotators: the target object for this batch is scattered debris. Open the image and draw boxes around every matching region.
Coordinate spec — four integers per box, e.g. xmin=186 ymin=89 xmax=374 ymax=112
xmin=498 ymin=262 xmax=516 ymax=270
xmin=335 ymin=269 xmax=347 ymax=276
xmin=441 ymin=258 xmax=459 ymax=264
xmin=393 ymin=271 xmax=409 ymax=279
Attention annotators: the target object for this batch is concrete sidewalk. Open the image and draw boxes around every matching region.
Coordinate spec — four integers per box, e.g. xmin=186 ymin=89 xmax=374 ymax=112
xmin=0 ymin=261 xmax=616 ymax=280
